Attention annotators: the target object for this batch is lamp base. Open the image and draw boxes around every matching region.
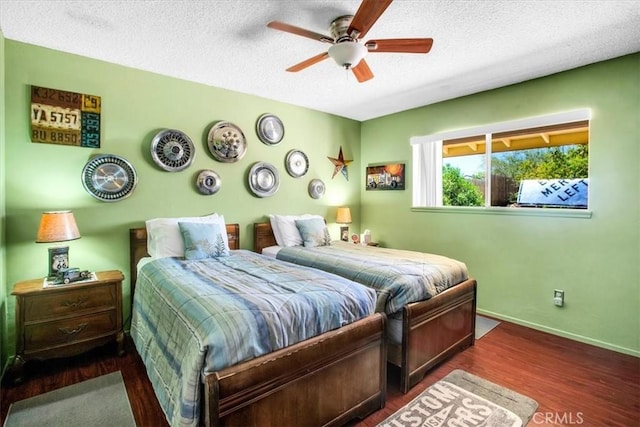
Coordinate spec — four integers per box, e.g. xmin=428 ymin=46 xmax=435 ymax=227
xmin=48 ymin=246 xmax=70 ymax=277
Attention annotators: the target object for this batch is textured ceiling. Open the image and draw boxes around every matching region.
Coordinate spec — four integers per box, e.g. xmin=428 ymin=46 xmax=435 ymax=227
xmin=1 ymin=0 xmax=639 ymax=121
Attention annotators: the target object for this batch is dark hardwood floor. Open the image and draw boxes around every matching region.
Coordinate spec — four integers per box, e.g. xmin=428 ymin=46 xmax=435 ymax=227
xmin=2 ymin=320 xmax=638 ymax=426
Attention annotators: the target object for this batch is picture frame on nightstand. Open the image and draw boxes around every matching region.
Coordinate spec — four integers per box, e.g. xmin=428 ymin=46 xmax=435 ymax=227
xmin=47 ymin=246 xmax=69 ymax=277
xmin=340 ymin=226 xmax=349 ymax=242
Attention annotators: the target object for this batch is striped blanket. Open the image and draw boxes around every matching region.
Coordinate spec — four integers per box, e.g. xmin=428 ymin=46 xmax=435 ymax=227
xmin=131 ymin=250 xmax=376 ymax=427
xmin=276 ymin=241 xmax=468 ymax=315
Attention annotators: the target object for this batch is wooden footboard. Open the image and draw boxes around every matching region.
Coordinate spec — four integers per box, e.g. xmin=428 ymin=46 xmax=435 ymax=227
xmin=204 ymin=313 xmax=387 ymax=427
xmin=388 ymin=279 xmax=477 ymax=393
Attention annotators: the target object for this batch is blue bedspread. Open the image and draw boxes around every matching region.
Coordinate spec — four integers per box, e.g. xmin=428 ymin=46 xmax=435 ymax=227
xmin=131 ymin=250 xmax=376 ymax=427
xmin=276 ymin=241 xmax=468 ymax=315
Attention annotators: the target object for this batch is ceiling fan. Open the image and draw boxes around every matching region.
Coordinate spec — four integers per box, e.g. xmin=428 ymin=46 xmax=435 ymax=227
xmin=267 ymin=0 xmax=433 ymax=83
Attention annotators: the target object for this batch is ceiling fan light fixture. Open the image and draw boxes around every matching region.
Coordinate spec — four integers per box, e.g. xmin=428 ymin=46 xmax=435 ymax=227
xmin=328 ymin=41 xmax=367 ymax=69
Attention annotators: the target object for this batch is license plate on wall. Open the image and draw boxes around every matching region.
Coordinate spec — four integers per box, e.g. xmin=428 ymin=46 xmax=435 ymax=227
xmin=30 ymin=85 xmax=101 ymax=148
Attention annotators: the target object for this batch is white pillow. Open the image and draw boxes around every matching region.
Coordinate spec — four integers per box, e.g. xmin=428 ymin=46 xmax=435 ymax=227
xmin=146 ymin=213 xmax=228 ymax=258
xmin=268 ymin=214 xmax=323 ymax=247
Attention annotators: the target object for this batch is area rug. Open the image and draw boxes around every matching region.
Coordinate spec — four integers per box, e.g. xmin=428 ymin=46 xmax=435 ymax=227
xmin=4 ymin=371 xmax=136 ymax=427
xmin=476 ymin=315 xmax=501 ymax=339
xmin=378 ymin=369 xmax=538 ymax=427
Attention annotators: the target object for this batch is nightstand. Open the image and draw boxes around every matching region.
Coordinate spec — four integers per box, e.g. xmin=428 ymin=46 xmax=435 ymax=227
xmin=11 ymin=270 xmax=124 ymax=383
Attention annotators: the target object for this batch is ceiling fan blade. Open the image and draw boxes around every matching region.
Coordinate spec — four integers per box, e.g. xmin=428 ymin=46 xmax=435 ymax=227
xmin=267 ymin=21 xmax=334 ymax=44
xmin=286 ymin=52 xmax=330 ymax=72
xmin=365 ymin=38 xmax=434 ymax=54
xmin=347 ymin=0 xmax=393 ymax=39
xmin=352 ymin=59 xmax=374 ymax=83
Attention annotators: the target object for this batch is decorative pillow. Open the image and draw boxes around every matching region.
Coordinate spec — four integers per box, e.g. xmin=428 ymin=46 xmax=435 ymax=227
xmin=146 ymin=213 xmax=228 ymax=258
xmin=178 ymin=222 xmax=230 ymax=259
xmin=294 ymin=217 xmax=331 ymax=248
xmin=269 ymin=214 xmax=323 ymax=247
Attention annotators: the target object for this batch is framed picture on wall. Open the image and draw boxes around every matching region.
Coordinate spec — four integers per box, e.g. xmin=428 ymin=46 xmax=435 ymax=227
xmin=366 ymin=163 xmax=405 ymax=190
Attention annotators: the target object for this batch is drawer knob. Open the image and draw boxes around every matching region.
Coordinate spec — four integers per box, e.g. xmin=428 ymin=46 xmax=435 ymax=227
xmin=58 ymin=323 xmax=88 ymax=335
xmin=62 ymin=296 xmax=88 ymax=309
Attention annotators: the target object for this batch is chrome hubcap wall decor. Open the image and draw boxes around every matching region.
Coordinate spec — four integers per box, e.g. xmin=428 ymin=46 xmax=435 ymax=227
xmin=82 ymin=154 xmax=138 ymax=202
xmin=256 ymin=113 xmax=285 ymax=145
xmin=308 ymin=178 xmax=326 ymax=199
xmin=151 ymin=129 xmax=195 ymax=172
xmin=196 ymin=169 xmax=221 ymax=195
xmin=207 ymin=121 xmax=247 ymax=162
xmin=285 ymin=149 xmax=309 ymax=178
xmin=248 ymin=162 xmax=280 ymax=197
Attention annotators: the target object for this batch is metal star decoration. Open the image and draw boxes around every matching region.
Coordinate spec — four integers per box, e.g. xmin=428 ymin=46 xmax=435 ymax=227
xmin=327 ymin=146 xmax=353 ymax=180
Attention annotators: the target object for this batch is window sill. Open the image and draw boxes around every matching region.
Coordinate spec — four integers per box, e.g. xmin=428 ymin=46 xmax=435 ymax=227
xmin=411 ymin=206 xmax=592 ymax=219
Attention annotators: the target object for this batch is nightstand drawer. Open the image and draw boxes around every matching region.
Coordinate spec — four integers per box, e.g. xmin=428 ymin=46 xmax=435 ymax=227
xmin=23 ymin=284 xmax=117 ymax=322
xmin=23 ymin=310 xmax=118 ymax=351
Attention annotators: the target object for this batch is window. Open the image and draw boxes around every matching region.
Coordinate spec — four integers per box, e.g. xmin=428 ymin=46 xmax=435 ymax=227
xmin=411 ymin=110 xmax=590 ymax=211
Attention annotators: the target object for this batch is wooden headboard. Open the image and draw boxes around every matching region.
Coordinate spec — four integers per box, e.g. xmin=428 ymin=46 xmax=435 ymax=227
xmin=253 ymin=222 xmax=277 ymax=254
xmin=129 ymin=224 xmax=240 ymax=295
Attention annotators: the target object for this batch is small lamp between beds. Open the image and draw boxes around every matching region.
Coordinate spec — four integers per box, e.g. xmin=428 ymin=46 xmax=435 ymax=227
xmin=336 ymin=207 xmax=352 ymax=242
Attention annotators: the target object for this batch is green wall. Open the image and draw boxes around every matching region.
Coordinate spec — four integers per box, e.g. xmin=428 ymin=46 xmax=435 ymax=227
xmin=361 ymin=54 xmax=640 ymax=356
xmin=2 ymin=40 xmax=362 ymax=361
xmin=1 ymin=30 xmax=7 ymax=371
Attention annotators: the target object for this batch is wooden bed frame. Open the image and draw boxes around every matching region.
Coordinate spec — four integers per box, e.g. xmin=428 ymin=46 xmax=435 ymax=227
xmin=129 ymin=226 xmax=386 ymax=426
xmin=253 ymin=221 xmax=477 ymax=393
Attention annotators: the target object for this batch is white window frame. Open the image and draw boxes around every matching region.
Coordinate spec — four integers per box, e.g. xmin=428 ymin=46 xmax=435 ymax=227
xmin=410 ymin=109 xmax=592 ymax=218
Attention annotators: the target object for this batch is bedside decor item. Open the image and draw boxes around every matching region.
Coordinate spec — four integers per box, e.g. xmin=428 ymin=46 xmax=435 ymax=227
xmin=195 ymin=169 xmax=221 ymax=195
xmin=45 ymin=269 xmax=97 ymax=287
xmin=207 ymin=121 xmax=247 ymax=162
xmin=36 ymin=211 xmax=81 ymax=278
xmin=361 ymin=229 xmax=372 ymax=245
xmin=308 ymin=178 xmax=326 ymax=199
xmin=30 ymin=85 xmax=101 ymax=148
xmin=336 ymin=207 xmax=352 ymax=241
xmin=285 ymin=149 xmax=309 ymax=178
xmin=327 ymin=146 xmax=352 ymax=180
xmin=82 ymin=154 xmax=138 ymax=202
xmin=248 ymin=162 xmax=280 ymax=197
xmin=366 ymin=163 xmax=405 ymax=190
xmin=256 ymin=113 xmax=284 ymax=145
xmin=150 ymin=129 xmax=195 ymax=172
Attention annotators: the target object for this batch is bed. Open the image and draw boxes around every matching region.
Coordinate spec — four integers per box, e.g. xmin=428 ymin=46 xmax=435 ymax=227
xmin=129 ymin=222 xmax=386 ymax=427
xmin=253 ymin=219 xmax=477 ymax=394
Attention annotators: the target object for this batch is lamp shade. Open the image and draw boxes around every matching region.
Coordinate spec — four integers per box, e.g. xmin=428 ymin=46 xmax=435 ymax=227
xmin=328 ymin=42 xmax=367 ymax=69
xmin=36 ymin=211 xmax=81 ymax=243
xmin=336 ymin=207 xmax=352 ymax=224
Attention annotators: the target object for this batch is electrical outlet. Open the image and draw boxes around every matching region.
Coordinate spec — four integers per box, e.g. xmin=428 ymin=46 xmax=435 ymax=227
xmin=554 ymin=289 xmax=564 ymax=307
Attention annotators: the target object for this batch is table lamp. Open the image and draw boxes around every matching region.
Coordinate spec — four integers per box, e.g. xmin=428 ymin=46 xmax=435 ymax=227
xmin=336 ymin=207 xmax=352 ymax=242
xmin=36 ymin=211 xmax=81 ymax=277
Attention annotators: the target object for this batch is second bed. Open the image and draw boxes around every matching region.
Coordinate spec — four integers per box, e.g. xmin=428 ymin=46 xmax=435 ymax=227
xmin=254 ymin=219 xmax=477 ymax=393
